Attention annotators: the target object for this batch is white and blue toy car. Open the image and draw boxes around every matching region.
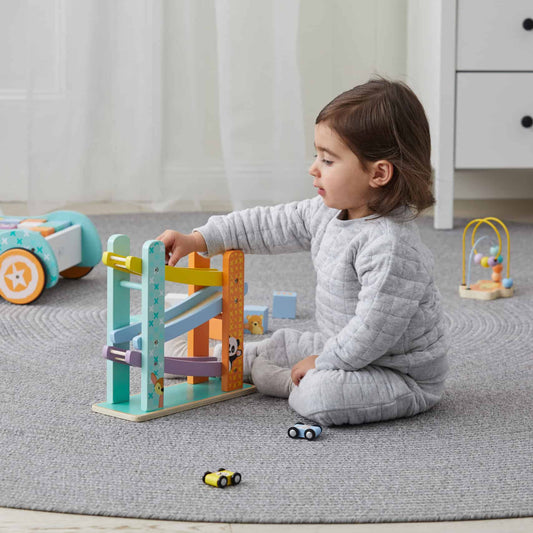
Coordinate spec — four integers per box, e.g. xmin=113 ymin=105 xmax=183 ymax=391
xmin=287 ymin=422 xmax=323 ymax=441
xmin=0 ymin=210 xmax=101 ymax=304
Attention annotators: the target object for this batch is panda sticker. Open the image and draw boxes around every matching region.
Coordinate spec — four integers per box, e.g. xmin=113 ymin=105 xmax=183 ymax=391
xmin=228 ymin=336 xmax=242 ymax=371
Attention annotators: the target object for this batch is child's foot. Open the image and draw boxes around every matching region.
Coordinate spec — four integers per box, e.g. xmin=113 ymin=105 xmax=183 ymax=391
xmin=251 ymin=356 xmax=293 ymax=398
xmin=212 ymin=343 xmax=253 ymax=383
xmin=164 ymin=334 xmax=188 ymax=379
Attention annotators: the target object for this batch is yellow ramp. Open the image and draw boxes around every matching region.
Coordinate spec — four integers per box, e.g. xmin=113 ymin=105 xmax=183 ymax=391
xmin=102 ymin=251 xmax=223 ymax=286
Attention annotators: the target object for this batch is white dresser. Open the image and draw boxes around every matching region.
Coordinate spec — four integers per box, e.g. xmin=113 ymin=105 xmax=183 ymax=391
xmin=407 ymin=0 xmax=533 ymax=229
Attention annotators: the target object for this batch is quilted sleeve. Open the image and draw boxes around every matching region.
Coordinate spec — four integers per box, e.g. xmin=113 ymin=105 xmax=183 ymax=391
xmin=315 ymin=233 xmax=431 ymax=371
xmin=194 ymin=198 xmax=319 ymax=257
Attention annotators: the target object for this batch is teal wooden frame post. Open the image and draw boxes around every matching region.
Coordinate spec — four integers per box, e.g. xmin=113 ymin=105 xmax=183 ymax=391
xmin=141 ymin=240 xmax=165 ymax=412
xmin=107 ymin=234 xmax=131 ymax=404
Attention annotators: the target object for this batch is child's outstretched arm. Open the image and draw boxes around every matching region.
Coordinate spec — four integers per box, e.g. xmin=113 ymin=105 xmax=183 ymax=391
xmin=193 ymin=198 xmax=321 ymax=257
xmin=156 ymin=230 xmax=207 ymax=266
xmin=315 ymin=233 xmax=435 ymax=372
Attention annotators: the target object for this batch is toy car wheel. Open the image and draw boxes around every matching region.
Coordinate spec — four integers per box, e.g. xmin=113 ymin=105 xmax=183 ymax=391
xmin=217 ymin=476 xmax=228 ymax=488
xmin=202 ymin=472 xmax=211 ymax=482
xmin=304 ymin=429 xmax=316 ymax=441
xmin=0 ymin=248 xmax=46 ymax=304
xmin=217 ymin=468 xmax=226 ymax=472
xmin=288 ymin=427 xmax=299 ymax=438
xmin=232 ymin=472 xmax=242 ymax=485
xmin=60 ymin=265 xmax=93 ymax=279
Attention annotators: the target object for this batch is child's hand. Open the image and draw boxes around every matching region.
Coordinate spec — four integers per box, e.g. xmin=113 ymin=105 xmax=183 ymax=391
xmin=156 ymin=230 xmax=207 ymax=267
xmin=291 ymin=355 xmax=318 ymax=386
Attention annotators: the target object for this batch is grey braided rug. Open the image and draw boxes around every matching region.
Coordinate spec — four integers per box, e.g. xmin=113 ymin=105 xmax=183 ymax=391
xmin=0 ymin=212 xmax=531 ymax=523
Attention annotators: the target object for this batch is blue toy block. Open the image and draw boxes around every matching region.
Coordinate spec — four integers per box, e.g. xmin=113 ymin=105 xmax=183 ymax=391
xmin=272 ymin=291 xmax=296 ymax=319
xmin=244 ymin=304 xmax=269 ymax=334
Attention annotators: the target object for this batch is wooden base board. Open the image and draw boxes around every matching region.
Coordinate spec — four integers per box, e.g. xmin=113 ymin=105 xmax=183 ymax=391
xmin=92 ymin=379 xmax=256 ymax=422
xmin=459 ymin=281 xmax=514 ymax=300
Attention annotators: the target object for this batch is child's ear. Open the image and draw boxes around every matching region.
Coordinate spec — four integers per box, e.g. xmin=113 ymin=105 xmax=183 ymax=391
xmin=369 ymin=160 xmax=394 ymax=188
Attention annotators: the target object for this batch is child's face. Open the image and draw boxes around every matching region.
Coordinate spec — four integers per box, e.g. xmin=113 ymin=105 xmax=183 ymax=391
xmin=309 ymin=122 xmax=374 ymax=219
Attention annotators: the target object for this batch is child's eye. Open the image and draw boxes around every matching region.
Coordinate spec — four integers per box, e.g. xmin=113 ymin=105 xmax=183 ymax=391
xmin=313 ymin=154 xmax=333 ymax=166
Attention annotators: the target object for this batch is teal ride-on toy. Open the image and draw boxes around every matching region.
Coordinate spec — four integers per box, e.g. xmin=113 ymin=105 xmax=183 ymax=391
xmin=0 ymin=210 xmax=101 ymax=304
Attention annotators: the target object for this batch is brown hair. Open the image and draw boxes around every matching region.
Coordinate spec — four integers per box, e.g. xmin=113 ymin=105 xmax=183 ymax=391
xmin=316 ymin=77 xmax=434 ymax=218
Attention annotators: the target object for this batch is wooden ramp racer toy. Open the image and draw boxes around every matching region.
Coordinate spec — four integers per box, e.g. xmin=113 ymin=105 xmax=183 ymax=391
xmin=93 ymin=234 xmax=256 ymax=422
xmin=0 ymin=211 xmax=101 ymax=304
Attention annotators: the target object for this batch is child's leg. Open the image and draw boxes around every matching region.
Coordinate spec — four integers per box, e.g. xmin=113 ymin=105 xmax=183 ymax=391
xmin=167 ymin=334 xmax=264 ymax=381
xmin=250 ymin=356 xmax=294 ymax=398
xmin=289 ymin=364 xmax=444 ymax=426
xmin=165 ymin=327 xmax=325 ymax=393
xmin=250 ymin=328 xmax=325 ymax=398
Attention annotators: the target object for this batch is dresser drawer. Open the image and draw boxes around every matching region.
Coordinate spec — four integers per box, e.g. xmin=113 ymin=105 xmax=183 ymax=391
xmin=457 ymin=0 xmax=533 ymax=71
xmin=455 ymin=73 xmax=533 ymax=168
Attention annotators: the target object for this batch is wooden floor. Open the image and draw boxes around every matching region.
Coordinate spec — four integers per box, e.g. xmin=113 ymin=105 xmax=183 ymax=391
xmin=0 ymin=507 xmax=532 ymax=533
xmin=1 ymin=199 xmax=532 ymax=532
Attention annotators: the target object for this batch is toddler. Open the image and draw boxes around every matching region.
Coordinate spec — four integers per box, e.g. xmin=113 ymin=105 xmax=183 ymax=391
xmin=157 ymin=78 xmax=449 ymax=426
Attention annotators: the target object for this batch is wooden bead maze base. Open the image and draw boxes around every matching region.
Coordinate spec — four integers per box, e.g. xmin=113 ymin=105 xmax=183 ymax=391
xmin=459 ymin=281 xmax=514 ymax=301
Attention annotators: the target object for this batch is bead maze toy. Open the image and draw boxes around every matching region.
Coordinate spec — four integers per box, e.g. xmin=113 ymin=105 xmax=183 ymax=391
xmin=460 ymin=217 xmax=514 ymax=300
xmin=0 ymin=211 xmax=101 ymax=304
xmin=92 ymin=234 xmax=255 ymax=422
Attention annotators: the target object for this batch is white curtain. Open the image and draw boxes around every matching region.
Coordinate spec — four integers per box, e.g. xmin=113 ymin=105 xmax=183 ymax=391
xmin=22 ymin=0 xmax=164 ymax=211
xmin=0 ymin=0 xmax=407 ymax=213
xmin=215 ymin=0 xmax=306 ymax=209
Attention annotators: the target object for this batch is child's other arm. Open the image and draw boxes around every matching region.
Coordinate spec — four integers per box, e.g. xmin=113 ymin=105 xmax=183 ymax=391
xmin=193 ymin=198 xmax=319 ymax=257
xmin=291 ymin=355 xmax=319 ymax=386
xmin=315 ymin=234 xmax=431 ymax=372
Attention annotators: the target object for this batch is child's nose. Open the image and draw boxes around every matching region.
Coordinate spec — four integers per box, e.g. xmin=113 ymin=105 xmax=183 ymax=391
xmin=309 ymin=160 xmax=319 ymax=177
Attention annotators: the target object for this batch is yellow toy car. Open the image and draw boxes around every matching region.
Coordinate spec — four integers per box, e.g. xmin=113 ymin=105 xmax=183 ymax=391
xmin=202 ymin=468 xmax=242 ymax=488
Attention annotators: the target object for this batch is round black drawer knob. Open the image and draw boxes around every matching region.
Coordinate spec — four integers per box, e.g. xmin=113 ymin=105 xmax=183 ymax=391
xmin=521 ymin=116 xmax=533 ymax=128
xmin=523 ymin=18 xmax=533 ymax=31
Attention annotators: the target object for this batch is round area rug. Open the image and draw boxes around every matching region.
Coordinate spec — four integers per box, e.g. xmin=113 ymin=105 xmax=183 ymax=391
xmin=0 ymin=212 xmax=531 ymax=523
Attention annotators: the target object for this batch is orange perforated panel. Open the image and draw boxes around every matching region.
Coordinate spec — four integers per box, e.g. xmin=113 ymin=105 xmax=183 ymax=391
xmin=221 ymin=250 xmax=244 ymax=391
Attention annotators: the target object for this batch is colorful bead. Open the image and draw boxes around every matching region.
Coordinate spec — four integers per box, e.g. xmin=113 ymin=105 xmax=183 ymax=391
xmin=493 ymin=264 xmax=503 ymax=274
xmin=480 ymin=256 xmax=490 ymax=268
xmin=497 ymin=255 xmax=503 ymax=264
xmin=491 ymin=272 xmax=502 ymax=282
xmin=474 ymin=253 xmax=483 ymax=265
xmin=502 ymin=278 xmax=513 ymax=289
xmin=489 ymin=245 xmax=499 ymax=256
xmin=488 ymin=256 xmax=498 ymax=267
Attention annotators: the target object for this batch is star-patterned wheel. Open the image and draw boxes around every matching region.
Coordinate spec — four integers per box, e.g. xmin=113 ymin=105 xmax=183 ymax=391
xmin=0 ymin=248 xmax=46 ymax=304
